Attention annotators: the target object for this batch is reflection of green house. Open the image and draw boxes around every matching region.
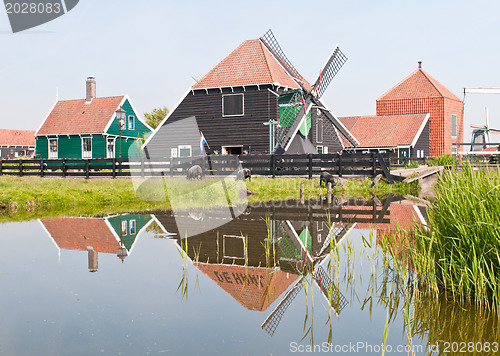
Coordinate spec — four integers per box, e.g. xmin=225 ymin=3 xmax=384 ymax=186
xmin=35 ymin=77 xmax=152 ymax=160
xmin=39 ymin=213 xmax=152 ymax=270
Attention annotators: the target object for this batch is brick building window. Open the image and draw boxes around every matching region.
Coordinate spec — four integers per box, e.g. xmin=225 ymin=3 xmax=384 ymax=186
xmin=451 ymin=114 xmax=457 ymax=137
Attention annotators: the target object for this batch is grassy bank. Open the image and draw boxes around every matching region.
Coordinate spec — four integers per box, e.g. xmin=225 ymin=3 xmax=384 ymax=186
xmin=388 ymin=165 xmax=500 ymax=308
xmin=0 ymin=175 xmax=418 ymax=222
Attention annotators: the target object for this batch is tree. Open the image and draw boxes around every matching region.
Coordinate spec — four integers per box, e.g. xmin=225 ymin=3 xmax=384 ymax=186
xmin=144 ymin=106 xmax=169 ymax=129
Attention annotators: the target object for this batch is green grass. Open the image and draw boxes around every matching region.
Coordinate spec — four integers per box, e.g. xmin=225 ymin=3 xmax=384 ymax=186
xmin=0 ymin=175 xmax=418 ymax=222
xmin=427 ymin=154 xmax=457 ymax=166
xmin=407 ymin=165 xmax=500 ymax=308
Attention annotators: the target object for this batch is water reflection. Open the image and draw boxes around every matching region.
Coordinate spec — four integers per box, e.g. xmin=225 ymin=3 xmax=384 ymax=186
xmin=3 ymin=195 xmax=498 ymax=355
xmin=39 ymin=214 xmax=153 ymax=271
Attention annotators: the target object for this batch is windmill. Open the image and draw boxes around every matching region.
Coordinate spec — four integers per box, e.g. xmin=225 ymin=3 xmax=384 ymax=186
xmin=260 ymin=219 xmax=353 ymax=336
xmin=470 ymin=107 xmax=500 ymax=152
xmin=260 ymin=30 xmax=359 ymax=154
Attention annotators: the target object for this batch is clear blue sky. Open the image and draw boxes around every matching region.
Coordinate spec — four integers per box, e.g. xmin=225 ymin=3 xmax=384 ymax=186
xmin=1 ymin=0 xmax=500 ymax=144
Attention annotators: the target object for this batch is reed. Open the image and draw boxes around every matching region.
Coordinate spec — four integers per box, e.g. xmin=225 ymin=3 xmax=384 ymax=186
xmin=411 ymin=165 xmax=500 ymax=308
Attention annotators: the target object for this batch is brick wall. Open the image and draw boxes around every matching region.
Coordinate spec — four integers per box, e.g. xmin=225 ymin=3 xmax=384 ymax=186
xmin=376 ymin=97 xmax=455 ymax=156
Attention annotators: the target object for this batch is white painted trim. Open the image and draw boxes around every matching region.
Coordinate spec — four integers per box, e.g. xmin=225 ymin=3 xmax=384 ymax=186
xmin=413 ymin=205 xmax=427 ymax=225
xmin=222 ymin=93 xmax=245 ymax=117
xmin=106 ymin=137 xmax=116 ymax=159
xmin=35 ymin=99 xmax=59 ymax=136
xmin=178 ymin=144 xmax=192 ymax=157
xmin=284 ymin=101 xmax=314 ymax=151
xmin=318 ymin=100 xmax=360 ymax=146
xmin=129 ymin=219 xmax=137 ymax=235
xmin=410 ymin=113 xmax=430 ymax=147
xmin=128 ymin=115 xmax=135 ymax=131
xmin=103 ymin=96 xmax=126 ymax=134
xmin=38 ymin=219 xmax=61 ymax=258
xmin=124 ymin=94 xmax=154 ymax=132
xmin=141 ymin=89 xmax=192 ymax=149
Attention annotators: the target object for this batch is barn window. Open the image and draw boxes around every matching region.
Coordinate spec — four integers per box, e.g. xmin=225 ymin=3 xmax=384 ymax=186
xmin=451 ymin=114 xmax=457 ymax=137
xmin=222 ymin=94 xmax=244 ymax=116
xmin=317 ymin=146 xmax=323 ymax=154
xmin=82 ymin=137 xmax=92 ymax=158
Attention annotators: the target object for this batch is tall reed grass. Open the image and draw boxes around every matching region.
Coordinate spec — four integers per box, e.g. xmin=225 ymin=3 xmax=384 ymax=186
xmin=412 ymin=165 xmax=500 ymax=308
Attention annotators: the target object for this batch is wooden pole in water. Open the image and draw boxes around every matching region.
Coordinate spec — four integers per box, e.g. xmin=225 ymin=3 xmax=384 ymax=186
xmin=300 ymin=182 xmax=305 ymax=204
xmin=327 ymin=182 xmax=332 ymax=204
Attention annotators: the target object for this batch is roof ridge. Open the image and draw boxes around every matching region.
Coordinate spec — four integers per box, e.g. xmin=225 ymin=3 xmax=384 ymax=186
xmin=192 ymin=40 xmax=250 ymax=89
xmin=259 ymin=40 xmax=275 ymax=84
xmin=377 ymin=69 xmax=420 ymax=101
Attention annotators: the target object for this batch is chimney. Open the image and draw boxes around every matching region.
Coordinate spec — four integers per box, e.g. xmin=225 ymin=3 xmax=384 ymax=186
xmin=86 ymin=76 xmax=96 ymax=103
xmin=418 ymin=61 xmax=422 ymax=69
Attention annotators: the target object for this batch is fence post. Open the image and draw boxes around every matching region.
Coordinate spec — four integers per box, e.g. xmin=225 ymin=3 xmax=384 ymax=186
xmin=19 ymin=159 xmax=23 ymax=177
xmin=141 ymin=156 xmax=145 ymax=178
xmin=40 ymin=158 xmax=44 ymax=177
xmin=170 ymin=157 xmax=174 ymax=177
xmin=271 ymin=154 xmax=276 ymax=178
xmin=338 ymin=153 xmax=343 ymax=177
xmin=308 ymin=154 xmax=313 ymax=179
xmin=85 ymin=159 xmax=90 ymax=179
xmin=0 ymin=159 xmax=2 ymax=176
xmin=112 ymin=158 xmax=116 ymax=178
xmin=62 ymin=158 xmax=66 ymax=178
xmin=372 ymin=153 xmax=376 ymax=177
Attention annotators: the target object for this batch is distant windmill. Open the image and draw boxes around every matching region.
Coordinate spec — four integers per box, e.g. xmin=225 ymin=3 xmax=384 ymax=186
xmin=470 ymin=107 xmax=500 ymax=152
xmin=259 ymin=30 xmax=359 ymax=154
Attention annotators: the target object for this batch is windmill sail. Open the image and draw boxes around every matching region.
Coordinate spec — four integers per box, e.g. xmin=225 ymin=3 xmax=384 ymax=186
xmin=312 ymin=47 xmax=348 ymax=99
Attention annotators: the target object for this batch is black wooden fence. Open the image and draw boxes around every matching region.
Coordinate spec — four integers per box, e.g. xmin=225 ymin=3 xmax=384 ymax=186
xmin=0 ymin=152 xmax=394 ymax=180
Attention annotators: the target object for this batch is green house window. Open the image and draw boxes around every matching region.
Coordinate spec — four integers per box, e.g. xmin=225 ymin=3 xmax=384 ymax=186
xmin=128 ymin=115 xmax=135 ymax=130
xmin=82 ymin=138 xmax=92 ymax=158
xmin=178 ymin=145 xmax=191 ymax=157
xmin=49 ymin=138 xmax=58 ymax=159
xmin=451 ymin=114 xmax=457 ymax=137
xmin=129 ymin=220 xmax=136 ymax=235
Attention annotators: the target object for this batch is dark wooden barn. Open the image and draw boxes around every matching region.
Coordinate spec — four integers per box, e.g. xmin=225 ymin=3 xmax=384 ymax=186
xmin=143 ymin=32 xmax=356 ymax=159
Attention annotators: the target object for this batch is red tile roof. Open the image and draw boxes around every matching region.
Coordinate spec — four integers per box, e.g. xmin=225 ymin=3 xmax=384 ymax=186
xmin=377 ymin=69 xmax=461 ymax=102
xmin=41 ymin=218 xmax=121 ymax=254
xmin=37 ymin=96 xmax=124 ymax=135
xmin=0 ymin=129 xmax=35 ymax=146
xmin=195 ymin=262 xmax=297 ymax=311
xmin=339 ymin=113 xmax=428 ymax=148
xmin=192 ymin=39 xmax=311 ymax=90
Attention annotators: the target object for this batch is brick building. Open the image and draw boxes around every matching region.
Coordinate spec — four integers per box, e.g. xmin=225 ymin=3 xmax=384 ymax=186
xmin=376 ymin=63 xmax=463 ymax=156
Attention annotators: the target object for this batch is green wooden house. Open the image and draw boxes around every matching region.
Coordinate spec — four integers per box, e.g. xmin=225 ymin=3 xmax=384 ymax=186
xmin=35 ymin=77 xmax=152 ymax=159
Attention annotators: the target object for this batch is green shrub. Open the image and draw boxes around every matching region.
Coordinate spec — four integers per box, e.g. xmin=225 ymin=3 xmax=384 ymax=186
xmin=427 ymin=154 xmax=457 ymax=166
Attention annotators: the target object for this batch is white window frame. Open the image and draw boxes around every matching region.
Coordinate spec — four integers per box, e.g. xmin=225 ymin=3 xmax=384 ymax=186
xmin=317 ymin=145 xmax=323 ymax=154
xmin=452 ymin=147 xmax=458 ymax=155
xmin=222 ymin=93 xmax=244 ymax=117
xmin=178 ymin=145 xmax=192 ymax=157
xmin=129 ymin=219 xmax=136 ymax=235
xmin=323 ymin=146 xmax=328 ymax=154
xmin=48 ymin=138 xmax=58 ymax=159
xmin=223 ymin=234 xmax=245 ymax=260
xmin=170 ymin=148 xmax=178 ymax=158
xmin=82 ymin=137 xmax=92 ymax=159
xmin=121 ymin=220 xmax=127 ymax=236
xmin=107 ymin=137 xmax=115 ymax=158
xmin=128 ymin=115 xmax=135 ymax=131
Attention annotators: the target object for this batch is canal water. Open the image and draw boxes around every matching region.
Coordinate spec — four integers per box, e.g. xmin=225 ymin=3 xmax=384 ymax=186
xmin=0 ymin=196 xmax=498 ymax=355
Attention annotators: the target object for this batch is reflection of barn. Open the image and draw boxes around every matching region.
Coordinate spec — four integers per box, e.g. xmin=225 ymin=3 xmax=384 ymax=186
xmin=40 ymin=213 xmax=152 ymax=271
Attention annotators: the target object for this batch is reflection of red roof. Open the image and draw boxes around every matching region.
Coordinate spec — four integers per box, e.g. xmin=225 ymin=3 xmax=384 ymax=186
xmin=41 ymin=218 xmax=120 ymax=254
xmin=343 ymin=202 xmax=424 ymax=231
xmin=377 ymin=68 xmax=461 ymax=102
xmin=0 ymin=129 xmax=35 ymax=146
xmin=195 ymin=263 xmax=297 ymax=311
xmin=339 ymin=114 xmax=428 ymax=148
xmin=37 ymin=96 xmax=124 ymax=135
xmin=192 ymin=39 xmax=310 ymax=90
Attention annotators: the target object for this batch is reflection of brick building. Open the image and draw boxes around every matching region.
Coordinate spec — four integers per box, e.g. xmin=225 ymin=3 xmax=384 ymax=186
xmin=376 ymin=63 xmax=463 ymax=156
